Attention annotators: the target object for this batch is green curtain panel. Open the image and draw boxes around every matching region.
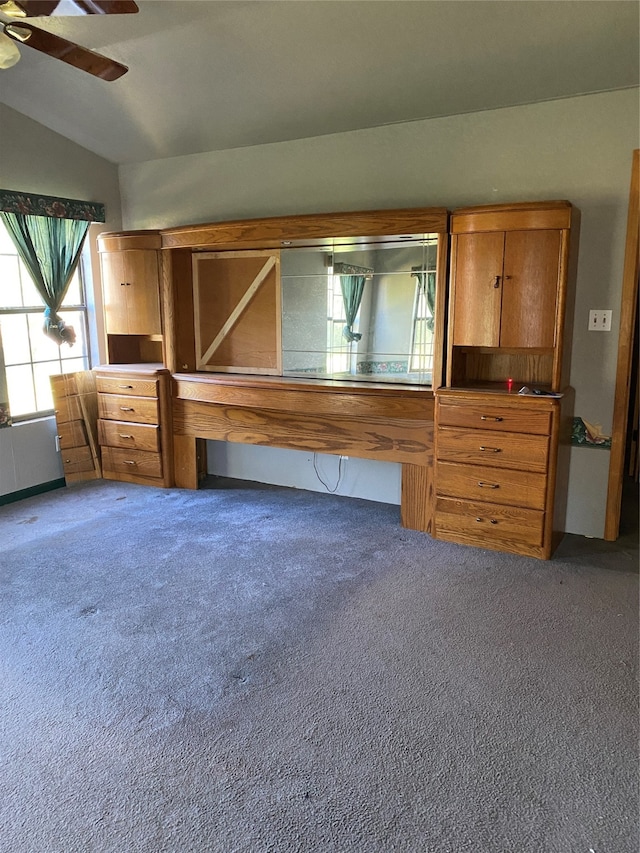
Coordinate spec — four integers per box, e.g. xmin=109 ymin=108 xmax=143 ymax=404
xmin=334 ymin=262 xmax=373 ymax=343
xmin=411 ymin=267 xmax=436 ymax=332
xmin=0 ymin=212 xmax=90 ymax=346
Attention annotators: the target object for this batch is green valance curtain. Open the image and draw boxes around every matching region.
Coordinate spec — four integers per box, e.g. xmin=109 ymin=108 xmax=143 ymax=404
xmin=411 ymin=266 xmax=436 ymax=332
xmin=334 ymin=262 xmax=373 ymax=343
xmin=0 ymin=189 xmax=105 ymax=347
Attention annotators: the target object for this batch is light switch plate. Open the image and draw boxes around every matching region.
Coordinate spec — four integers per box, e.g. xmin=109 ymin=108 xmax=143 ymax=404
xmin=588 ymin=310 xmax=612 ymax=331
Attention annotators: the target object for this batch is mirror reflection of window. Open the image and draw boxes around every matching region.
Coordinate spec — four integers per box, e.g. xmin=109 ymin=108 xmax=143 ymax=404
xmin=281 ymin=236 xmax=438 ymax=386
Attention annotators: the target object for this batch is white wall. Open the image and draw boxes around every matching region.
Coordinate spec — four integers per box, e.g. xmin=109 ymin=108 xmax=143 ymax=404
xmin=0 ymin=104 xmax=122 ymax=498
xmin=119 ymin=89 xmax=639 ymax=537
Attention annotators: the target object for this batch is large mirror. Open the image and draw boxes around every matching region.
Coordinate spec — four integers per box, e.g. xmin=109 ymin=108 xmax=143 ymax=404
xmin=281 ymin=236 xmax=439 ymax=385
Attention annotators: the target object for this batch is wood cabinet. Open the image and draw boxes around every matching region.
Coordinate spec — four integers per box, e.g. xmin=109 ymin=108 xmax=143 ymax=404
xmin=50 ymin=371 xmax=102 ymax=482
xmin=97 ymin=232 xmax=164 ymax=364
xmin=437 ymin=200 xmax=577 ymax=559
xmin=452 ymin=229 xmax=561 ymax=349
xmin=434 ymin=390 xmax=565 ymax=559
xmin=95 ymin=365 xmax=173 ymax=487
xmin=447 ymin=201 xmax=576 ymax=391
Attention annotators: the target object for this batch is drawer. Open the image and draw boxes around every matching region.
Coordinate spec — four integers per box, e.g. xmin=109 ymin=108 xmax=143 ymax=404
xmin=60 ymin=445 xmax=94 ymax=475
xmin=99 ymin=419 xmax=160 ymax=452
xmin=436 ymin=426 xmax=549 ymax=473
xmin=50 ymin=374 xmax=78 ymax=398
xmin=436 ymin=461 xmax=547 ymax=510
xmin=438 ymin=401 xmax=551 ymax=435
xmin=52 ymin=394 xmax=83 ymax=424
xmin=95 ymin=375 xmax=159 ymax=398
xmin=98 ymin=394 xmax=159 ymax=425
xmin=57 ymin=418 xmax=88 ymax=449
xmin=101 ymin=447 xmax=163 ymax=479
xmin=435 ymin=496 xmax=545 ymax=549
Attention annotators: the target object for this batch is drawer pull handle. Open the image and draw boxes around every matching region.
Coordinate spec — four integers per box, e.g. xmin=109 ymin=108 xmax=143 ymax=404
xmin=120 ymin=406 xmax=134 ymax=412
xmin=119 ymin=434 xmax=134 ymax=439
xmin=478 ymin=481 xmax=499 ymax=489
xmin=490 ymin=519 xmax=498 ymax=525
xmin=118 ymin=384 xmax=133 ymax=389
xmin=480 ymin=415 xmax=503 ymax=422
xmin=479 ymin=446 xmax=501 ymax=453
xmin=123 ymin=460 xmax=137 ymax=466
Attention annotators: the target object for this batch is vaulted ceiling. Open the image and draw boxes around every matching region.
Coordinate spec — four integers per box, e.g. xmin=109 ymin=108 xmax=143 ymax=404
xmin=1 ymin=0 xmax=638 ymax=166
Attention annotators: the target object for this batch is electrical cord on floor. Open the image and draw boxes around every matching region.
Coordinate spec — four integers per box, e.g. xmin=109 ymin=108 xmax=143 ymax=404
xmin=313 ymin=453 xmax=345 ymax=493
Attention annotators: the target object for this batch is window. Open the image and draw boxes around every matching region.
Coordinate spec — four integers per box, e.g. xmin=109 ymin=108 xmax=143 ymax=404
xmin=0 ymin=220 xmax=91 ymax=420
xmin=326 ymin=269 xmax=353 ymax=375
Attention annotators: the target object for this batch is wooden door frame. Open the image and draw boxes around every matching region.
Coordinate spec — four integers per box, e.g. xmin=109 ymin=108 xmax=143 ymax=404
xmin=605 ymin=149 xmax=639 ymax=540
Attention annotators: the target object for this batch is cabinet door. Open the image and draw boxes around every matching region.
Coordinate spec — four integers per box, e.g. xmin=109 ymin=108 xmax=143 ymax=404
xmin=193 ymin=251 xmax=281 ymax=374
xmin=500 ymin=230 xmax=560 ymax=348
xmin=101 ymin=252 xmax=130 ymax=334
xmin=123 ymin=251 xmax=162 ymax=335
xmin=451 ymin=232 xmax=504 ymax=347
xmin=101 ymin=250 xmax=161 ymax=336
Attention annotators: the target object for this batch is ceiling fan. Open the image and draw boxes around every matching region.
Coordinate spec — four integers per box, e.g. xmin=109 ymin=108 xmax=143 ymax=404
xmin=0 ymin=0 xmax=138 ymax=81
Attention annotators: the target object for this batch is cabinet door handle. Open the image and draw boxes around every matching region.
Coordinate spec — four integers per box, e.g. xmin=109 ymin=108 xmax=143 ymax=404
xmin=477 ymin=481 xmax=499 ymax=489
xmin=493 ymin=276 xmax=501 ymax=288
xmin=480 ymin=415 xmax=503 ymax=422
xmin=479 ymin=446 xmax=501 ymax=453
xmin=118 ymin=384 xmax=133 ymax=389
xmin=120 ymin=406 xmax=134 ymax=412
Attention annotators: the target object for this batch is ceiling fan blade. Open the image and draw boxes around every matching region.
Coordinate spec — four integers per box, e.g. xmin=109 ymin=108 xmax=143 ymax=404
xmin=4 ymin=21 xmax=128 ymax=79
xmin=0 ymin=0 xmax=138 ymax=17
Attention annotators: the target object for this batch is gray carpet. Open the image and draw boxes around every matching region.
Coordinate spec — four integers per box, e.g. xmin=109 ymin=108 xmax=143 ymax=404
xmin=1 ymin=477 xmax=637 ymax=853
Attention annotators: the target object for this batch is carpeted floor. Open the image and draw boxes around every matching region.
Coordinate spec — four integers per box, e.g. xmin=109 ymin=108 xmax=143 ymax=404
xmin=1 ymin=477 xmax=638 ymax=853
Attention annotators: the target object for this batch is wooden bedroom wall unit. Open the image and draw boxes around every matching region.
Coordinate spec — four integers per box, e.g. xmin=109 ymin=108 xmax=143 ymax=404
xmin=192 ymin=250 xmax=282 ymax=374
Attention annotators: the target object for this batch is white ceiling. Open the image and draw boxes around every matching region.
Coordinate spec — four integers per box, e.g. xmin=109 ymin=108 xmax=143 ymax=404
xmin=1 ymin=0 xmax=638 ymax=166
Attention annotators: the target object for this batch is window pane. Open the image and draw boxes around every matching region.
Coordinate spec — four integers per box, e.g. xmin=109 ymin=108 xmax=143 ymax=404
xmin=28 ymin=313 xmax=63 ymax=363
xmin=0 ymin=314 xmax=31 ymax=365
xmin=0 ymin=226 xmax=16 ymax=253
xmin=62 ymin=357 xmax=88 ymax=374
xmin=5 ymin=364 xmax=35 ymax=417
xmin=34 ymin=361 xmax=66 ymax=411
xmin=19 ymin=261 xmax=43 ymax=307
xmin=61 ymin=270 xmax=82 ymax=306
xmin=58 ymin=310 xmax=87 ymax=355
xmin=0 ymin=255 xmax=23 ymax=308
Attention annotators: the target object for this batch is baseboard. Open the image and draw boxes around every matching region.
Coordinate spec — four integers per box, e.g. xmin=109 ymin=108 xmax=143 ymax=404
xmin=0 ymin=479 xmax=66 ymax=507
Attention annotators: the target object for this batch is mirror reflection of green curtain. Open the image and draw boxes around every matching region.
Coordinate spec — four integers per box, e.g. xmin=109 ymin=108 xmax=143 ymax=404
xmin=0 ymin=212 xmax=89 ymax=346
xmin=334 ymin=262 xmax=372 ymax=343
xmin=412 ymin=267 xmax=436 ymax=332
